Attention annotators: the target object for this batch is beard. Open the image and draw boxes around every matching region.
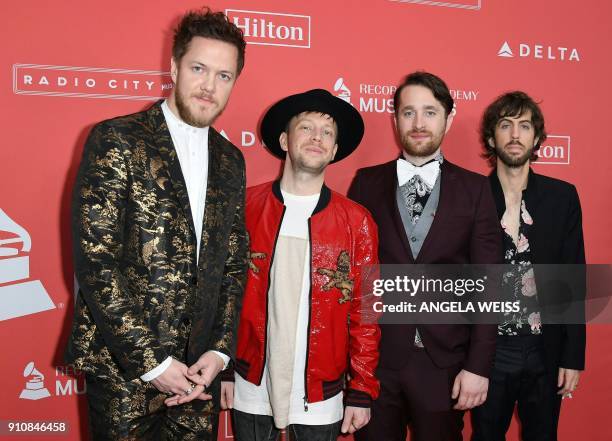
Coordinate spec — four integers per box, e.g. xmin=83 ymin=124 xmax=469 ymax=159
xmin=496 ymin=142 xmax=533 ymax=168
xmin=174 ymin=82 xmax=221 ymax=128
xmin=400 ymin=129 xmax=444 ymax=158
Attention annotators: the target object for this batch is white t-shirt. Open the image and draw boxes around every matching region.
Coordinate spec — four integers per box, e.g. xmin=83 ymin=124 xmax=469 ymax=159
xmin=234 ymin=190 xmax=343 ymax=427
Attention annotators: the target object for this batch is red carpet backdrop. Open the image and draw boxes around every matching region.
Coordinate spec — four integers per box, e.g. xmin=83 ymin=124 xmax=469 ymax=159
xmin=1 ymin=0 xmax=611 ymax=439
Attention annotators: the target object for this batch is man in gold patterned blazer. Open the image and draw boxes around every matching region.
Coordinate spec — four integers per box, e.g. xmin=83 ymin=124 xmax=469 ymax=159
xmin=66 ymin=8 xmax=248 ymax=440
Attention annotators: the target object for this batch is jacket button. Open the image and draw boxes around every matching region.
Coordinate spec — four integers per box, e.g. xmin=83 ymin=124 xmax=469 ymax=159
xmin=191 ymin=276 xmax=198 ymax=286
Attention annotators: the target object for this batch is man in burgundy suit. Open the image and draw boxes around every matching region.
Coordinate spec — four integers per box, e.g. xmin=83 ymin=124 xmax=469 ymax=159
xmin=348 ymin=71 xmax=502 ymax=441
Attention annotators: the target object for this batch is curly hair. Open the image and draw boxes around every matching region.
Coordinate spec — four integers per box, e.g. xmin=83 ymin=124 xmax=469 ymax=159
xmin=172 ymin=7 xmax=246 ymax=75
xmin=480 ymin=91 xmax=546 ymax=165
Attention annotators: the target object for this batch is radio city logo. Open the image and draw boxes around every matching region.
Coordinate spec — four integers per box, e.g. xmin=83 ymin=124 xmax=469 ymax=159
xmin=13 ymin=64 xmax=173 ymax=100
xmin=333 ymin=77 xmax=479 ymax=114
xmin=534 ymin=135 xmax=571 ymax=165
xmin=0 ymin=208 xmax=54 ymax=321
xmin=497 ymin=41 xmax=580 ymax=62
xmin=389 ymin=0 xmax=481 ymax=10
xmin=19 ymin=361 xmax=86 ymax=400
xmin=226 ymin=9 xmax=310 ymax=48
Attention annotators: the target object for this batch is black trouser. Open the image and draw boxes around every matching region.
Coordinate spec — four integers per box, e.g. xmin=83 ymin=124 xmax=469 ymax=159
xmin=355 ymin=348 xmax=464 ymax=441
xmin=232 ymin=409 xmax=341 ymax=441
xmin=472 ymin=334 xmax=562 ymax=441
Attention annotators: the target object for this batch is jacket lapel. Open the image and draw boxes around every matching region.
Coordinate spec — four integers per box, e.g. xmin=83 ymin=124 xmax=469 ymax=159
xmin=415 ymin=160 xmax=455 ymax=262
xmin=197 ymin=128 xmax=232 ymax=270
xmin=147 ymin=101 xmax=197 ymax=243
xmin=384 ymin=160 xmax=414 ymax=262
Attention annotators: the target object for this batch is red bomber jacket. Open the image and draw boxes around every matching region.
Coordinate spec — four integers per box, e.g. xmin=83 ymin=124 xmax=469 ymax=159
xmin=234 ymin=180 xmax=380 ymax=408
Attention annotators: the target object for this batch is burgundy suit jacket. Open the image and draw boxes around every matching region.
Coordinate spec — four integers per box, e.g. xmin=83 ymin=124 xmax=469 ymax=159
xmin=348 ymin=158 xmax=502 ymax=377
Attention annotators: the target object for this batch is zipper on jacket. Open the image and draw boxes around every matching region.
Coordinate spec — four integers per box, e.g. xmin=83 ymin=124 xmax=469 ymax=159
xmin=303 ymin=218 xmax=314 ymax=412
xmin=258 ymin=206 xmax=287 ymax=386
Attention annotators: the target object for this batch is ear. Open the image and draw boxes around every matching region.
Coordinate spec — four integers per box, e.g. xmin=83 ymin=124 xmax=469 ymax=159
xmin=330 ymin=143 xmax=339 ymax=161
xmin=444 ymin=107 xmax=456 ymax=134
xmin=279 ymin=132 xmax=289 ymax=152
xmin=170 ymin=57 xmax=178 ymax=84
xmin=488 ymin=137 xmax=496 ymax=148
xmin=534 ymin=136 xmax=540 ymax=147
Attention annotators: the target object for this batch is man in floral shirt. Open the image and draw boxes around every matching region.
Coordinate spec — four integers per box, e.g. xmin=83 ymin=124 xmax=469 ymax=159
xmin=473 ymin=91 xmax=586 ymax=441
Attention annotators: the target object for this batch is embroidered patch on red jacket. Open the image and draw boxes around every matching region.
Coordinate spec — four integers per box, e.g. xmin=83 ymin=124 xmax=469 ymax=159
xmin=317 ymin=250 xmax=354 ymax=304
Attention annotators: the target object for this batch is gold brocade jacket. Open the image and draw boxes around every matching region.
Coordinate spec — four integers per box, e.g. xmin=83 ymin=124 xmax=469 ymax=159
xmin=65 ymin=101 xmax=247 ymax=381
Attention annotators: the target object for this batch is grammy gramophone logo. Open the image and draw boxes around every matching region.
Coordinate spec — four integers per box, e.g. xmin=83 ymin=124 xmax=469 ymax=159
xmin=19 ymin=361 xmax=51 ymax=400
xmin=333 ymin=77 xmax=351 ymax=104
xmin=0 ymin=207 xmax=55 ymax=321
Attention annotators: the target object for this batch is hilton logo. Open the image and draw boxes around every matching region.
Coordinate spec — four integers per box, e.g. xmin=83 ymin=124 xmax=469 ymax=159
xmin=535 ymin=135 xmax=571 ymax=165
xmin=226 ymin=9 xmax=310 ymax=48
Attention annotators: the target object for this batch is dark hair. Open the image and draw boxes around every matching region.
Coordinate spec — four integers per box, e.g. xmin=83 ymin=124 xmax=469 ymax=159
xmin=393 ymin=71 xmax=454 ymax=116
xmin=172 ymin=7 xmax=246 ymax=75
xmin=480 ymin=91 xmax=547 ymax=164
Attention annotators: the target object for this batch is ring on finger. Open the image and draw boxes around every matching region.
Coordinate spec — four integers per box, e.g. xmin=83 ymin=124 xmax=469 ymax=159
xmin=185 ymin=382 xmax=196 ymax=395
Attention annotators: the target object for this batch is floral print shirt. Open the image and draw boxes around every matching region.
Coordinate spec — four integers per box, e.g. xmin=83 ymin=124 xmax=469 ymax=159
xmin=499 ymin=200 xmax=542 ymax=336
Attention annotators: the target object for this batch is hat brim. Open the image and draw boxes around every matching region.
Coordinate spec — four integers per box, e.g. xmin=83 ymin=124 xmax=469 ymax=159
xmin=260 ymin=89 xmax=364 ymax=163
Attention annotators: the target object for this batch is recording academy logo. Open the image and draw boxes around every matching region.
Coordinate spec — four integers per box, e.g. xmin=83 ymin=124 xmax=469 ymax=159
xmin=19 ymin=362 xmax=50 ymax=400
xmin=225 ymin=9 xmax=311 ymax=48
xmin=388 ymin=0 xmax=481 ymax=10
xmin=497 ymin=41 xmax=580 ymax=62
xmin=18 ymin=361 xmax=86 ymax=400
xmin=534 ymin=135 xmax=571 ymax=165
xmin=333 ymin=78 xmax=351 ymax=104
xmin=13 ymin=64 xmax=173 ymax=100
xmin=0 ymin=208 xmax=54 ymax=321
xmin=332 ymin=77 xmax=479 ymax=114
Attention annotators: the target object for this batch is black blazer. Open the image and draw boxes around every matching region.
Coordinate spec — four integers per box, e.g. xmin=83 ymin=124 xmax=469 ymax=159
xmin=349 ymin=159 xmax=502 ymax=377
xmin=489 ymin=169 xmax=586 ymax=371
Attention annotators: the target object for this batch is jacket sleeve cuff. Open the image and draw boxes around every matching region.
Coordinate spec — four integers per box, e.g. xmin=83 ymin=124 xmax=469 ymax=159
xmin=209 ymin=350 xmax=230 ymax=370
xmin=140 ymin=356 xmax=172 ymax=382
xmin=345 ymin=389 xmax=372 ymax=408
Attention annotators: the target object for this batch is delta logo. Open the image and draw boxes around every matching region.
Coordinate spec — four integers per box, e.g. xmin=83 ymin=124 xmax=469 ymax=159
xmin=534 ymin=135 xmax=571 ymax=165
xmin=13 ymin=64 xmax=173 ymax=100
xmin=388 ymin=0 xmax=481 ymax=10
xmin=497 ymin=41 xmax=580 ymax=62
xmin=225 ymin=9 xmax=310 ymax=48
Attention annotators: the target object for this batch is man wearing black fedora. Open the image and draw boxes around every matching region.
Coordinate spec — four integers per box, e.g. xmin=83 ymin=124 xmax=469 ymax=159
xmin=221 ymin=89 xmax=381 ymax=440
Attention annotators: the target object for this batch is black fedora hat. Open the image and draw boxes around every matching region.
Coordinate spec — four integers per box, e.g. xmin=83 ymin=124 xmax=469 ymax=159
xmin=260 ymin=88 xmax=364 ymax=163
